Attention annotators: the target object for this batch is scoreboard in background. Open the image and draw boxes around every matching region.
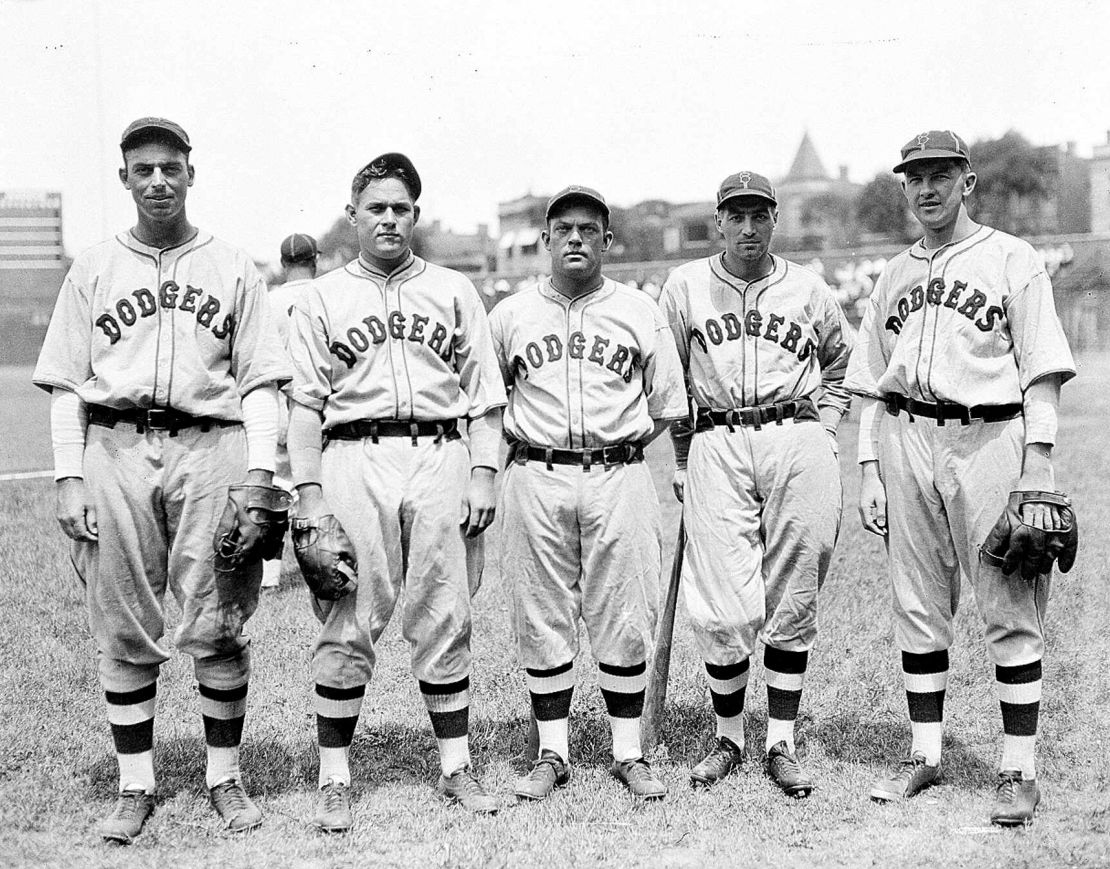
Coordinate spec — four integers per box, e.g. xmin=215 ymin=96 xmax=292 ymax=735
xmin=0 ymin=191 xmax=67 ymax=365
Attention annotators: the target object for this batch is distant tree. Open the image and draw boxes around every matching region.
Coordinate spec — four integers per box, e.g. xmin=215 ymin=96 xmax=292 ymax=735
xmin=855 ymin=173 xmax=914 ymax=241
xmin=970 ymin=130 xmax=1059 ymax=234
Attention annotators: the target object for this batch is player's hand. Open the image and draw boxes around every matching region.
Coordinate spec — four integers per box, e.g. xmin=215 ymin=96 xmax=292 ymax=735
xmin=56 ymin=476 xmax=98 ymax=542
xmin=461 ymin=467 xmax=496 ymax=538
xmin=858 ymin=461 xmax=887 ymax=537
xmin=826 ymin=428 xmax=840 ymax=459
xmin=672 ymin=469 xmax=687 ymax=502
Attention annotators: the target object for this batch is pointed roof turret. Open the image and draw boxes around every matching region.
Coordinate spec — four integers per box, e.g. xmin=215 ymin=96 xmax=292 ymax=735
xmin=785 ymin=131 xmax=829 ymax=181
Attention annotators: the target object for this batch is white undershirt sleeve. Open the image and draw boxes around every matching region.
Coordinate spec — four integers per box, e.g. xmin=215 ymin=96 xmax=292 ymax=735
xmin=241 ymin=384 xmax=279 ymax=473
xmin=287 ymin=401 xmax=324 ymax=487
xmin=468 ymin=407 xmax=502 ymax=471
xmin=50 ymin=388 xmax=87 ymax=480
xmin=856 ymin=396 xmax=884 ymax=464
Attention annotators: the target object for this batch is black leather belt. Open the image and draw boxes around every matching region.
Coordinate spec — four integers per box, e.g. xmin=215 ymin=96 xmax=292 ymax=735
xmin=695 ymin=397 xmax=818 ymax=432
xmin=510 ymin=440 xmax=644 ymax=471
xmin=885 ymin=393 xmax=1022 ymax=425
xmin=325 ymin=418 xmax=461 ymax=446
xmin=87 ymin=405 xmax=236 ymax=435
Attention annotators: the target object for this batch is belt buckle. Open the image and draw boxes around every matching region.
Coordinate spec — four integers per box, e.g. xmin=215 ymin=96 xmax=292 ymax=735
xmin=934 ymin=400 xmax=947 ymax=427
xmin=145 ymin=408 xmax=173 ymax=430
xmin=957 ymin=404 xmax=972 ymax=425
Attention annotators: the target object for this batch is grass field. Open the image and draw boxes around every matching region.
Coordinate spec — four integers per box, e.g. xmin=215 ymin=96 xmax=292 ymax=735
xmin=1 ymin=357 xmax=1108 ymax=868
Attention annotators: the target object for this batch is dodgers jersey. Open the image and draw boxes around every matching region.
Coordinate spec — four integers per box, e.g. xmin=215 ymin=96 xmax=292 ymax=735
xmin=844 ymin=226 xmax=1076 ymax=405
xmin=658 ymin=254 xmax=853 ymax=416
xmin=488 ymin=277 xmax=688 ymax=448
xmin=268 ymin=277 xmax=314 ymax=345
xmin=288 ymin=251 xmax=506 ymax=425
xmin=33 ymin=230 xmax=290 ymax=418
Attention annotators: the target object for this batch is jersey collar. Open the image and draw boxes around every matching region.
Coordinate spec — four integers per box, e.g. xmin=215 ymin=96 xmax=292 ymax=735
xmin=710 ymin=252 xmax=783 ymax=294
xmin=118 ymin=227 xmax=205 ymax=258
xmin=908 ymin=224 xmax=990 ymax=261
xmin=355 ymin=249 xmax=418 ymax=280
xmin=539 ymin=276 xmax=614 ymax=305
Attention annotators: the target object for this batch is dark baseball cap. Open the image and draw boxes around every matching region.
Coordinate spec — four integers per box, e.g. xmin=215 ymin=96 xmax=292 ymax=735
xmin=120 ymin=117 xmax=191 ymax=153
xmin=365 ymin=152 xmax=422 ymax=200
xmin=280 ymin=233 xmax=319 ymax=263
xmin=716 ymin=171 xmax=777 ymax=209
xmin=545 ymin=185 xmax=610 ymax=221
xmin=893 ymin=130 xmax=971 ymax=173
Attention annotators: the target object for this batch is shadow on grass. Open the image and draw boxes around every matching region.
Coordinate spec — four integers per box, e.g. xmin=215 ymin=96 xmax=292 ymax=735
xmin=813 ymin=712 xmax=996 ymax=787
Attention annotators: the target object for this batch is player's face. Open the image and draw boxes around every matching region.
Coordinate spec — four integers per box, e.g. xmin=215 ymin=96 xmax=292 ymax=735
xmin=119 ymin=142 xmax=194 ymax=224
xmin=902 ymin=159 xmax=975 ymax=233
xmin=716 ymin=200 xmax=776 ymax=264
xmin=543 ymin=204 xmax=613 ymax=283
xmin=346 ymin=177 xmax=420 ymax=266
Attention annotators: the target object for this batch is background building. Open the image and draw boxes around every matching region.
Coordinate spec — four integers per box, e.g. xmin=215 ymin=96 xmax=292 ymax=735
xmin=0 ymin=190 xmax=66 ymax=365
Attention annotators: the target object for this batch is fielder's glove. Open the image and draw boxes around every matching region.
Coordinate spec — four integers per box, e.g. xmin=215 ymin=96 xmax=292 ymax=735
xmin=213 ymin=484 xmax=294 ymax=574
xmin=292 ymin=514 xmax=358 ymax=600
xmin=980 ymin=490 xmax=1079 ymax=581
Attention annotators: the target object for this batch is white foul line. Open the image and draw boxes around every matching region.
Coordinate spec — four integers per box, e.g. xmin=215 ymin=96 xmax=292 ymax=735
xmin=0 ymin=469 xmax=53 ymax=482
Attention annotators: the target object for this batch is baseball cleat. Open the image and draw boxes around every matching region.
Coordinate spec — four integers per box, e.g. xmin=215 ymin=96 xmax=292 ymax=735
xmin=611 ymin=757 xmax=667 ymax=800
xmin=209 ymin=779 xmax=263 ymax=832
xmin=99 ymin=788 xmax=155 ymax=844
xmin=990 ymin=770 xmax=1040 ymax=827
xmin=515 ymin=749 xmax=570 ymax=801
xmin=690 ymin=736 xmax=745 ymax=786
xmin=765 ymin=741 xmax=814 ymax=798
xmin=312 ymin=778 xmax=353 ymax=832
xmin=439 ymin=765 xmax=499 ymax=814
xmin=869 ymin=752 xmax=941 ymax=802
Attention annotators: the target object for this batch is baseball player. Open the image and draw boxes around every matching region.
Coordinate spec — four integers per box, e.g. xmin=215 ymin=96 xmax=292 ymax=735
xmin=32 ymin=118 xmax=291 ymax=842
xmin=490 ymin=186 xmax=687 ymax=802
xmin=658 ymin=171 xmax=853 ymax=797
xmin=285 ymin=153 xmax=507 ymax=831
xmin=845 ymin=131 xmax=1076 ymax=826
xmin=260 ymin=233 xmax=319 ymax=589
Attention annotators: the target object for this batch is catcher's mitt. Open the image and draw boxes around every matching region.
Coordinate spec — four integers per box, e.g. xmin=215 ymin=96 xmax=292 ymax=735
xmin=980 ymin=490 xmax=1078 ymax=581
xmin=292 ymin=514 xmax=358 ymax=600
xmin=213 ymin=484 xmax=294 ymax=574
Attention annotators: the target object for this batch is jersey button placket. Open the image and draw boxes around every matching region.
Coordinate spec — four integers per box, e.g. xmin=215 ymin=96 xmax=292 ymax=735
xmin=389 ymin=281 xmax=409 ymax=418
xmin=568 ymin=301 xmax=583 ymax=449
xmin=154 ymin=251 xmax=173 ymax=407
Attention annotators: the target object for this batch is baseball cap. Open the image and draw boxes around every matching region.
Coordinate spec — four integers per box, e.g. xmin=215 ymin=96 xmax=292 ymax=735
xmin=716 ymin=171 xmax=777 ymax=209
xmin=120 ymin=117 xmax=191 ymax=153
xmin=280 ymin=233 xmax=319 ymax=263
xmin=366 ymin=152 xmax=422 ymax=200
xmin=545 ymin=185 xmax=610 ymax=221
xmin=893 ymin=130 xmax=971 ymax=173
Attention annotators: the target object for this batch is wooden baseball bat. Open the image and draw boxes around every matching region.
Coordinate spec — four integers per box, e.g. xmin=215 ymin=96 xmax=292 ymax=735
xmin=642 ymin=517 xmax=685 ymax=751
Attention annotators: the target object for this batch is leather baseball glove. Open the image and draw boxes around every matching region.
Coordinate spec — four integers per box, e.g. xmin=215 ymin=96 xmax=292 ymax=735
xmin=213 ymin=484 xmax=294 ymax=574
xmin=980 ymin=490 xmax=1078 ymax=581
xmin=292 ymin=514 xmax=358 ymax=600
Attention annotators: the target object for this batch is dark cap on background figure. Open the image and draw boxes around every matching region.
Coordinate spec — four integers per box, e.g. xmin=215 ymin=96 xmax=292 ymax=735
xmin=893 ymin=130 xmax=971 ymax=173
xmin=280 ymin=233 xmax=319 ymax=264
xmin=716 ymin=171 xmax=777 ymax=209
xmin=120 ymin=117 xmax=192 ymax=154
xmin=545 ymin=185 xmax=610 ymax=221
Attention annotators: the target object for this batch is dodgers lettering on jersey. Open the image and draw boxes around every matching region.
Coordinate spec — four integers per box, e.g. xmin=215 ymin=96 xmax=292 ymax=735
xmin=844 ymin=227 xmax=1076 ymax=406
xmin=32 ymin=230 xmax=290 ymax=418
xmin=287 ymin=252 xmax=506 ymax=425
xmin=488 ymin=278 xmax=687 ymax=449
xmin=659 ymin=254 xmax=853 ymax=415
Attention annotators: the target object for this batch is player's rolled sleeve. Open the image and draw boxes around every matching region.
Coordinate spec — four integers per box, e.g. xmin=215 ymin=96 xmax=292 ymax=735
xmin=815 ymin=289 xmax=855 ymax=419
xmin=32 ymin=268 xmax=93 ymax=394
xmin=842 ymin=283 xmax=889 ymax=400
xmin=1006 ymin=271 xmax=1076 ymax=391
xmin=229 ymin=264 xmax=293 ymax=395
xmin=644 ymin=314 xmax=689 ymax=422
xmin=658 ymin=279 xmax=692 ymax=372
xmin=454 ymin=283 xmax=508 ymax=418
xmin=287 ymin=302 xmax=333 ymax=412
